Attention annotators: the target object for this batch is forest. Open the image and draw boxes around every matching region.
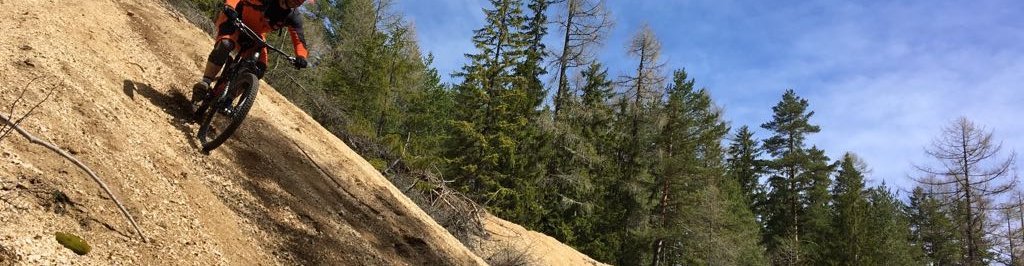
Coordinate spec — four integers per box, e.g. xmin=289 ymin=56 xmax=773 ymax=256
xmin=173 ymin=0 xmax=1021 ymax=265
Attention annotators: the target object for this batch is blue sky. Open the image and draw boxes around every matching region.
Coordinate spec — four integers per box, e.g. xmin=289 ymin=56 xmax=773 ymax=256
xmin=393 ymin=0 xmax=1024 ymax=191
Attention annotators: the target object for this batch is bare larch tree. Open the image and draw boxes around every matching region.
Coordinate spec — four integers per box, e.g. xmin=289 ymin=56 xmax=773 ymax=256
xmin=915 ymin=117 xmax=1018 ymax=265
xmin=551 ymin=0 xmax=612 ymax=117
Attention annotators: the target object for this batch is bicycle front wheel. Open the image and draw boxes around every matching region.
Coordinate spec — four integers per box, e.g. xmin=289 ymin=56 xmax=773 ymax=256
xmin=197 ymin=72 xmax=260 ymax=153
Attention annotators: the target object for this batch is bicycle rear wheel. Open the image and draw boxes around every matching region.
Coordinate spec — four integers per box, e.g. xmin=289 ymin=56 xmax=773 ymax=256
xmin=197 ymin=72 xmax=260 ymax=153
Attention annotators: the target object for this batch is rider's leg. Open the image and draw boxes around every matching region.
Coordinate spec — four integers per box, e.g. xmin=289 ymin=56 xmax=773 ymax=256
xmin=192 ymin=10 xmax=238 ymax=103
xmin=204 ymin=39 xmax=235 ymax=78
xmin=192 ymin=39 xmax=236 ymax=102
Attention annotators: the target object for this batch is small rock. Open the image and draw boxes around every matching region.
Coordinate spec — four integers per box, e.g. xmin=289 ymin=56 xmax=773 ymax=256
xmin=21 ymin=58 xmax=37 ymax=68
xmin=19 ymin=45 xmax=32 ymax=51
xmin=126 ymin=11 xmax=135 ymax=17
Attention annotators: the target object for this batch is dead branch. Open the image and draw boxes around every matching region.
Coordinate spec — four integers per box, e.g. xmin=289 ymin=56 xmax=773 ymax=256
xmin=0 ymin=113 xmax=146 ymax=242
xmin=1 ymin=77 xmax=45 ymax=140
xmin=1 ymin=82 xmax=146 ymax=242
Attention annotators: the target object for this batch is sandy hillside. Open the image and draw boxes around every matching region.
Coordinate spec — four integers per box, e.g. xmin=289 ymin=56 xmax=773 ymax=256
xmin=0 ymin=0 xmax=605 ymax=265
xmin=470 ymin=214 xmax=607 ymax=266
xmin=0 ymin=0 xmax=484 ymax=264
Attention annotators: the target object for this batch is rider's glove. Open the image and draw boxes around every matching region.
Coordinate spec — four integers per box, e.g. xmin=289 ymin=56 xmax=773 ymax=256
xmin=293 ymin=57 xmax=309 ymax=69
xmin=223 ymin=6 xmax=239 ymax=20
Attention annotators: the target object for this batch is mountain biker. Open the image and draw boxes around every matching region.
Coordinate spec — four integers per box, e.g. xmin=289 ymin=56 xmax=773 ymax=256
xmin=191 ymin=0 xmax=310 ymax=103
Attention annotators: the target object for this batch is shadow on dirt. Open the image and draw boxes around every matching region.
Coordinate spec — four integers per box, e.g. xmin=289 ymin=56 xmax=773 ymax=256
xmin=209 ymin=115 xmax=443 ymax=265
xmin=122 ymin=80 xmax=200 ymax=151
xmin=125 ymin=78 xmax=445 ymax=264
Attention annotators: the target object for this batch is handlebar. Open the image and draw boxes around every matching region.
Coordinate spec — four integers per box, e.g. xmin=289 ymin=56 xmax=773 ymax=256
xmin=232 ymin=19 xmax=297 ymax=65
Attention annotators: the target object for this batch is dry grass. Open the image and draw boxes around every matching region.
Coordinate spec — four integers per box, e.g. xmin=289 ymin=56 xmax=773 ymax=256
xmin=159 ymin=0 xmax=216 ymax=35
xmin=341 ymin=133 xmax=487 ymax=244
xmin=484 ymin=242 xmax=538 ymax=266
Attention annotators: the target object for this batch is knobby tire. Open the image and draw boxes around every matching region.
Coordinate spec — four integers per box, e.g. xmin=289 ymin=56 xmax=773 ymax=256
xmin=197 ymin=72 xmax=259 ymax=153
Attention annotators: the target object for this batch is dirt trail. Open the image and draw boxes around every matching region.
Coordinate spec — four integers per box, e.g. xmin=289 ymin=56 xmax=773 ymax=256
xmin=0 ymin=0 xmax=608 ymax=265
xmin=0 ymin=0 xmax=484 ymax=264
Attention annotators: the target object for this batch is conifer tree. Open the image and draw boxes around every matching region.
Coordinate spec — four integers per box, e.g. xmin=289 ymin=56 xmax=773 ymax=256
xmin=562 ymin=62 xmax=624 ymax=261
xmin=448 ymin=0 xmax=545 ymax=223
xmin=828 ymin=153 xmax=870 ymax=265
xmin=727 ymin=125 xmax=765 ymax=214
xmin=800 ymin=146 xmax=835 ymax=262
xmin=395 ymin=55 xmax=455 ymax=167
xmin=607 ymin=25 xmax=666 ymax=264
xmin=862 ymin=184 xmax=922 ymax=265
xmin=909 ymin=186 xmax=964 ymax=265
xmin=552 ymin=0 xmax=612 ymax=116
xmin=760 ymin=89 xmax=824 ymax=265
xmin=914 ymin=117 xmax=1018 ymax=265
xmin=649 ymin=70 xmax=766 ymax=265
xmin=650 ymin=70 xmax=708 ymax=265
xmin=518 ymin=0 xmax=550 ymax=108
xmin=541 ymin=62 xmax=616 ymax=249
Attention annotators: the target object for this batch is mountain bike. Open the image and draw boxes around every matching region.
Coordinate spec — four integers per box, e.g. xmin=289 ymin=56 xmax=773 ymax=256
xmin=192 ymin=18 xmax=296 ymax=153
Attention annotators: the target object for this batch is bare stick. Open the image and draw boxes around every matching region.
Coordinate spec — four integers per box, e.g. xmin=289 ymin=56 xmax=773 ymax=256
xmin=1 ymin=90 xmax=54 ymax=141
xmin=1 ymin=77 xmax=47 ymax=139
xmin=0 ymin=113 xmax=147 ymax=242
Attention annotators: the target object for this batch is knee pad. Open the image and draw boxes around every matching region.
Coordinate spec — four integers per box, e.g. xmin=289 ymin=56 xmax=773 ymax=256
xmin=207 ymin=40 xmax=235 ymax=66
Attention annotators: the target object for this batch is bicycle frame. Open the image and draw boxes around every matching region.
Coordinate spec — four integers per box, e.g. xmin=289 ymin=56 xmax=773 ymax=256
xmin=209 ymin=19 xmax=296 ymax=101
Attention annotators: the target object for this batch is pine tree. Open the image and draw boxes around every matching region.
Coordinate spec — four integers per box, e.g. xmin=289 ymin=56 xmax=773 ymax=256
xmin=726 ymin=125 xmax=765 ymax=215
xmin=828 ymin=153 xmax=870 ymax=265
xmin=760 ymin=89 xmax=823 ymax=265
xmin=862 ymin=184 xmax=922 ymax=265
xmin=559 ymin=62 xmax=624 ymax=261
xmin=447 ymin=0 xmax=545 ymax=223
xmin=649 ymin=70 xmax=766 ymax=265
xmin=443 ymin=0 xmax=557 ymax=228
xmin=909 ymin=186 xmax=964 ymax=265
xmin=800 ymin=146 xmax=834 ymax=262
xmin=541 ymin=62 xmax=617 ymax=250
xmin=518 ymin=0 xmax=549 ymax=108
xmin=312 ymin=0 xmax=431 ymax=139
xmin=717 ymin=166 xmax=771 ymax=265
xmin=650 ymin=70 xmax=708 ymax=265
xmin=395 ymin=55 xmax=456 ymax=168
xmin=607 ymin=25 xmax=666 ymax=264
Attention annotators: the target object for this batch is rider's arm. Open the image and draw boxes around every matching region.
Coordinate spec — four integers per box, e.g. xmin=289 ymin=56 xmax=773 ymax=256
xmin=286 ymin=12 xmax=309 ymax=59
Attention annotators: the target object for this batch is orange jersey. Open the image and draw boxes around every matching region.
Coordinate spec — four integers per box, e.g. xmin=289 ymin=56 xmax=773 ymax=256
xmin=216 ymin=0 xmax=309 ymax=63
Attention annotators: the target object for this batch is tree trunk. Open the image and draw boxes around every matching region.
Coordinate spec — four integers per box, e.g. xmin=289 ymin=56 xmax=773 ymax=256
xmin=961 ymin=129 xmax=978 ymax=265
xmin=553 ymin=0 xmax=575 ymax=117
